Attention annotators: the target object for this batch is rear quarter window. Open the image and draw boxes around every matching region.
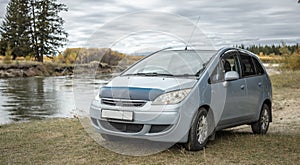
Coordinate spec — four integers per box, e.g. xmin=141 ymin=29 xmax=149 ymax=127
xmin=252 ymin=57 xmax=265 ymax=75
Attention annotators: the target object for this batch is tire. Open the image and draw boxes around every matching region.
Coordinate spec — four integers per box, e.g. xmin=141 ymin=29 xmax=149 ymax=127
xmin=251 ymin=104 xmax=271 ymax=134
xmin=185 ymin=108 xmax=210 ymax=151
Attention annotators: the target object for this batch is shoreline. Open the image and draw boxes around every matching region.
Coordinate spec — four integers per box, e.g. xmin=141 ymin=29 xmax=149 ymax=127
xmin=0 ymin=62 xmax=114 ymax=78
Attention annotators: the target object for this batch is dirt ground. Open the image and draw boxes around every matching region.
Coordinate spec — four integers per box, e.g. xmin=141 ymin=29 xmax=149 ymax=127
xmin=271 ymin=87 xmax=300 ymax=134
xmin=232 ymin=87 xmax=300 ymax=135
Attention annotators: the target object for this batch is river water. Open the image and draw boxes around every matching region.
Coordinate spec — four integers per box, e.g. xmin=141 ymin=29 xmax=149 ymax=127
xmin=0 ymin=63 xmax=277 ymax=125
xmin=0 ymin=76 xmax=109 ymax=125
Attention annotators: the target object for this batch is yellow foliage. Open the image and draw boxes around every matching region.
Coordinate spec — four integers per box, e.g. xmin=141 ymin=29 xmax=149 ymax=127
xmin=3 ymin=45 xmax=12 ymax=64
xmin=68 ymin=53 xmax=77 ymax=63
xmin=286 ymin=53 xmax=300 ymax=71
xmin=258 ymin=55 xmax=284 ymax=63
xmin=25 ymin=55 xmax=31 ymax=61
xmin=65 ymin=58 xmax=71 ymax=65
xmin=3 ymin=54 xmax=12 ymax=64
xmin=21 ymin=47 xmax=139 ymax=65
xmin=43 ymin=56 xmax=53 ymax=62
xmin=16 ymin=57 xmax=25 ymax=61
xmin=55 ymin=54 xmax=65 ymax=63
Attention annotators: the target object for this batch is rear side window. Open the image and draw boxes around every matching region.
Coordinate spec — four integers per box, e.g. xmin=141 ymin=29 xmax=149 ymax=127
xmin=240 ymin=53 xmax=256 ymax=77
xmin=252 ymin=57 xmax=265 ymax=75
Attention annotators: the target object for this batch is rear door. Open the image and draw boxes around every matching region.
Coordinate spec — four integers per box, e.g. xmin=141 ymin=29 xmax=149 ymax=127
xmin=239 ymin=52 xmax=264 ymax=120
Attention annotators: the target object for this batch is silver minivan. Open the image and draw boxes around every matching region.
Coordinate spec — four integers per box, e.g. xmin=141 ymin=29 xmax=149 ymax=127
xmin=90 ymin=47 xmax=272 ymax=151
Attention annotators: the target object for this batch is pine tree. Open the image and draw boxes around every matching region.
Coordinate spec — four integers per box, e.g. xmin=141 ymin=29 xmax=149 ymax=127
xmin=0 ymin=0 xmax=68 ymax=62
xmin=0 ymin=0 xmax=32 ymax=59
xmin=30 ymin=0 xmax=68 ymax=62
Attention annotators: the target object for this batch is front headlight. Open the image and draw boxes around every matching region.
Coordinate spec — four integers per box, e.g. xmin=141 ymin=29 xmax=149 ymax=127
xmin=152 ymin=88 xmax=191 ymax=105
xmin=94 ymin=93 xmax=100 ymax=101
xmin=91 ymin=93 xmax=100 ymax=106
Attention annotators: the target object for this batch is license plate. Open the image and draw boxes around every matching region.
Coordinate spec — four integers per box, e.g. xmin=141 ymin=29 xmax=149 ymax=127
xmin=101 ymin=110 xmax=133 ymax=121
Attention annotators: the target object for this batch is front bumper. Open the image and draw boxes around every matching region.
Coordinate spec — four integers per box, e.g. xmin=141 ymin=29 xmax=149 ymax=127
xmin=89 ymin=98 xmax=194 ymax=143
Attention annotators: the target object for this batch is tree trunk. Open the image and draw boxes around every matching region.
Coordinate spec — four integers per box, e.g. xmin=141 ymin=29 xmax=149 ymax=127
xmin=31 ymin=0 xmax=40 ymax=62
xmin=38 ymin=54 xmax=43 ymax=62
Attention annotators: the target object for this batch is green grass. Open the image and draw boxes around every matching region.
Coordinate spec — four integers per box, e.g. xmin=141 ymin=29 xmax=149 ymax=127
xmin=0 ymin=118 xmax=299 ymax=164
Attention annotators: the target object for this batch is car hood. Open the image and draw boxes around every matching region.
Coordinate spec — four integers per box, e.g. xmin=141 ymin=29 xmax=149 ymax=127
xmin=99 ymin=76 xmax=197 ymax=101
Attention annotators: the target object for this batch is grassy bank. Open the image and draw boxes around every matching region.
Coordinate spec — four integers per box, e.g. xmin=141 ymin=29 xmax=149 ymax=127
xmin=0 ymin=71 xmax=300 ymax=164
xmin=0 ymin=118 xmax=299 ymax=164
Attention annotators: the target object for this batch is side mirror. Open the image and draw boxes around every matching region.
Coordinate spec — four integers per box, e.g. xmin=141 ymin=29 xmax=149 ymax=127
xmin=224 ymin=71 xmax=239 ymax=81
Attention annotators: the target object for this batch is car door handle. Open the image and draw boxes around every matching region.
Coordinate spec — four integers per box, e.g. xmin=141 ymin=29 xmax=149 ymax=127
xmin=240 ymin=85 xmax=245 ymax=90
xmin=258 ymin=82 xmax=262 ymax=87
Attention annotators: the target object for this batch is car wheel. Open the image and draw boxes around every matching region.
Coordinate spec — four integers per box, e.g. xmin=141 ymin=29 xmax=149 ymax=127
xmin=251 ymin=104 xmax=270 ymax=134
xmin=185 ymin=108 xmax=210 ymax=151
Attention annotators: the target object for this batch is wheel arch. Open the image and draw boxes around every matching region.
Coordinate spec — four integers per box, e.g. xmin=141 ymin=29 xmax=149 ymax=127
xmin=190 ymin=104 xmax=215 ymax=134
xmin=184 ymin=104 xmax=215 ymax=150
xmin=200 ymin=104 xmax=211 ymax=112
xmin=263 ymin=99 xmax=272 ymax=122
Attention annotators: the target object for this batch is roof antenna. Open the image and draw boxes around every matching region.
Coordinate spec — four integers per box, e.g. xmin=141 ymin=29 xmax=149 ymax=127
xmin=185 ymin=16 xmax=200 ymax=50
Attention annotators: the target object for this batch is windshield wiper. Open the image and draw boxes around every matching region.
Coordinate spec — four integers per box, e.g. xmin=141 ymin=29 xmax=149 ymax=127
xmin=137 ymin=72 xmax=175 ymax=77
xmin=124 ymin=72 xmax=174 ymax=77
xmin=173 ymin=74 xmax=196 ymax=77
xmin=195 ymin=64 xmax=207 ymax=76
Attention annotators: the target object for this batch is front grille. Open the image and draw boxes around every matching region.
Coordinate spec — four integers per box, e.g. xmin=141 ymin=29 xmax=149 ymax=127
xmin=101 ymin=98 xmax=146 ymax=107
xmin=100 ymin=120 xmax=143 ymax=133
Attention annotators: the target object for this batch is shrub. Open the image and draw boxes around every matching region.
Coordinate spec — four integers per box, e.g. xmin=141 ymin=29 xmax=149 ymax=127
xmin=3 ymin=54 xmax=12 ymax=64
xmin=280 ymin=52 xmax=300 ymax=71
xmin=25 ymin=55 xmax=31 ymax=61
xmin=278 ymin=45 xmax=300 ymax=71
xmin=3 ymin=45 xmax=12 ymax=64
xmin=54 ymin=54 xmax=65 ymax=63
xmin=287 ymin=53 xmax=300 ymax=71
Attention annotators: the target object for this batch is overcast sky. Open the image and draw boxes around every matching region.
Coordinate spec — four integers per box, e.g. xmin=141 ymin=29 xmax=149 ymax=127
xmin=1 ymin=0 xmax=300 ymax=53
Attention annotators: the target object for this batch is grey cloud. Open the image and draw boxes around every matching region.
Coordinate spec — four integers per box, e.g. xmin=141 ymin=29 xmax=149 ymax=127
xmin=1 ymin=0 xmax=300 ymax=50
xmin=0 ymin=0 xmax=9 ymax=22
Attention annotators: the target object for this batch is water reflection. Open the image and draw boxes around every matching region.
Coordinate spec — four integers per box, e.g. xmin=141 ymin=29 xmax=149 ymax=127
xmin=0 ymin=76 xmax=109 ymax=125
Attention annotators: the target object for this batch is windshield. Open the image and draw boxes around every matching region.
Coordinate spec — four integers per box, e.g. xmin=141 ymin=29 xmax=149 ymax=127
xmin=122 ymin=50 xmax=216 ymax=77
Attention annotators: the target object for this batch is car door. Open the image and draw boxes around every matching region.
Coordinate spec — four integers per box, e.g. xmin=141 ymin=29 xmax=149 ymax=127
xmin=210 ymin=50 xmax=247 ymax=127
xmin=239 ymin=52 xmax=264 ymax=119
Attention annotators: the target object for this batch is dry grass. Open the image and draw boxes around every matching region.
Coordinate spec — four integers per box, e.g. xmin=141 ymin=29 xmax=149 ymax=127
xmin=270 ymin=70 xmax=300 ymax=88
xmin=0 ymin=71 xmax=300 ymax=164
xmin=0 ymin=118 xmax=299 ymax=164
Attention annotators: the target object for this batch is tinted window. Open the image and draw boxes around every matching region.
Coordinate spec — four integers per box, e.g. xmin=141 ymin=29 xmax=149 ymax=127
xmin=240 ymin=53 xmax=256 ymax=77
xmin=252 ymin=57 xmax=265 ymax=75
xmin=223 ymin=52 xmax=240 ymax=74
xmin=210 ymin=50 xmax=240 ymax=83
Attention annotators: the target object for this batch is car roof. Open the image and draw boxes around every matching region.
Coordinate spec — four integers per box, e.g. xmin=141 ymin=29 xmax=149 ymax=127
xmin=218 ymin=47 xmax=259 ymax=58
